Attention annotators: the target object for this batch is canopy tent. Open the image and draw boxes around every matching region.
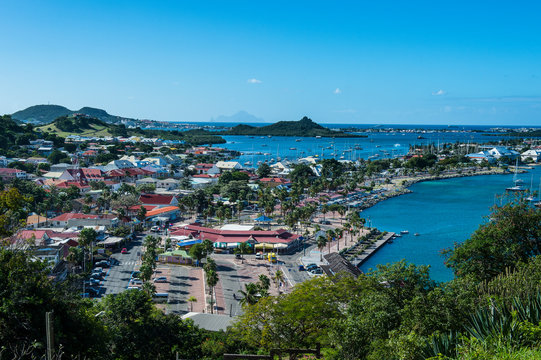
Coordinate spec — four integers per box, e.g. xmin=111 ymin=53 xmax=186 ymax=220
xmin=255 ymin=215 xmax=273 ymax=222
xmin=176 ymin=239 xmax=202 ymax=247
xmin=273 ymin=243 xmax=288 ymax=249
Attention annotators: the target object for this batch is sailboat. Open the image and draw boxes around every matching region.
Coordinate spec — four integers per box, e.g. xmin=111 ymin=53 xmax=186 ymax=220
xmin=506 ymin=159 xmax=526 ymax=192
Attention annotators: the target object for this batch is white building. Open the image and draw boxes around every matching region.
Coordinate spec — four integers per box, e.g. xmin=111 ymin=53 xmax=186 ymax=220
xmin=521 ymin=149 xmax=541 ymax=163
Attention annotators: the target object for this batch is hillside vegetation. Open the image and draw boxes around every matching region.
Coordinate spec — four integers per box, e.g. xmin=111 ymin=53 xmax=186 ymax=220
xmin=223 ymin=116 xmax=366 ymax=137
xmin=37 ymin=115 xmax=226 ymax=145
xmin=12 ymin=104 xmax=132 ymax=124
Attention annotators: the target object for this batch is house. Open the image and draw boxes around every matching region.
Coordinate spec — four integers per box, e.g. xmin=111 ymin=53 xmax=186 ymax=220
xmin=26 ymin=214 xmax=50 ymax=229
xmin=164 ymin=154 xmax=183 ymax=166
xmin=320 ymin=252 xmax=362 ymax=281
xmin=521 ymin=149 xmax=541 ymax=163
xmin=50 ymin=163 xmax=76 ymax=172
xmin=145 ymin=206 xmax=181 ymax=223
xmin=215 ymin=161 xmax=242 ymax=172
xmin=466 ymin=151 xmax=497 ymax=163
xmin=190 ymin=176 xmax=218 ymax=188
xmin=33 ymin=246 xmax=64 ymax=269
xmin=487 ymin=146 xmax=520 ymax=160
xmin=0 ymin=156 xmax=10 ymax=167
xmin=259 ymin=177 xmax=291 ymax=187
xmin=0 ymin=168 xmax=27 ymax=181
xmin=142 ymin=164 xmax=169 ymax=178
xmin=49 ymin=213 xmax=118 ymax=228
xmin=103 ymin=160 xmax=135 ymax=172
xmin=135 ymin=177 xmax=158 ymax=187
xmin=139 ymin=194 xmax=179 ymax=207
xmin=157 ymin=178 xmax=180 ymax=190
xmin=105 ymin=168 xmax=155 ymax=183
xmin=194 ymin=163 xmax=220 ymax=175
xmin=143 ymin=157 xmax=169 ymax=167
xmin=59 ymin=168 xmax=104 ymax=183
xmin=14 ymin=230 xmax=51 ymax=246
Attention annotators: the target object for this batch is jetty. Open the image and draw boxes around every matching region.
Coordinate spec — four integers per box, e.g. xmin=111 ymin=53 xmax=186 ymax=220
xmin=340 ymin=229 xmax=395 ymax=267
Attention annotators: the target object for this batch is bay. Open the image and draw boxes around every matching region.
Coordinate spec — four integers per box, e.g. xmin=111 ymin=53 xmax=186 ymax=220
xmin=359 ymin=166 xmax=541 ymax=282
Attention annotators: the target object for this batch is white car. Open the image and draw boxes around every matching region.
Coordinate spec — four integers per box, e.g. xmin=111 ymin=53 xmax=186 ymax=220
xmin=150 ymin=226 xmax=160 ymax=232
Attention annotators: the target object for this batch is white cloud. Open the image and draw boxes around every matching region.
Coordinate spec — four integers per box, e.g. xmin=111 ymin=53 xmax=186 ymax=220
xmin=432 ymin=89 xmax=446 ymax=96
xmin=334 ymin=88 xmax=342 ymax=94
xmin=247 ymin=78 xmax=262 ymax=84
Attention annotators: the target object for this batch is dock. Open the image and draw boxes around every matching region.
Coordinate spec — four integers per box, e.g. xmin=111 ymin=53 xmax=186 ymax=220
xmin=353 ymin=231 xmax=395 ymax=267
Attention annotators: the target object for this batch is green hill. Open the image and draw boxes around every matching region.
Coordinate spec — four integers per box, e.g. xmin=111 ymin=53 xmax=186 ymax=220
xmin=12 ymin=105 xmax=72 ymax=124
xmin=223 ymin=116 xmax=365 ymax=137
xmin=12 ymin=104 xmax=131 ymax=124
xmin=37 ymin=115 xmax=226 ymax=145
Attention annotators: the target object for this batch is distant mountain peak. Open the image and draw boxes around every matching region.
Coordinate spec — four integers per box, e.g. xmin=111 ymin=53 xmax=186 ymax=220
xmin=211 ymin=111 xmax=264 ymax=123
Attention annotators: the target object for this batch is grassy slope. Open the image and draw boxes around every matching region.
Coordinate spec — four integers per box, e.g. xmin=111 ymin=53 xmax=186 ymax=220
xmin=37 ymin=123 xmax=112 ymax=137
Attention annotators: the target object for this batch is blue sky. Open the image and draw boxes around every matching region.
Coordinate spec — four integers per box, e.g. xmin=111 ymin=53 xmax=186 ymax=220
xmin=1 ymin=1 xmax=540 ymax=125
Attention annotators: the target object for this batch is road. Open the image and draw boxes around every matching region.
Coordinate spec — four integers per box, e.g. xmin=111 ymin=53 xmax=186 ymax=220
xmin=101 ymin=235 xmax=143 ymax=295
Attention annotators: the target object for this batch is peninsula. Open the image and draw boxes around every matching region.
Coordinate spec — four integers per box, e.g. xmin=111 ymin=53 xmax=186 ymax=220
xmin=222 ymin=116 xmax=367 ymax=138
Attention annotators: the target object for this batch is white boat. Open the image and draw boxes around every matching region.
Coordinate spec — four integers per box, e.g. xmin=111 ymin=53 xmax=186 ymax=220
xmin=400 ymin=230 xmax=409 ymax=234
xmin=506 ymin=159 xmax=527 ymax=192
xmin=414 ymin=233 xmax=420 ymax=236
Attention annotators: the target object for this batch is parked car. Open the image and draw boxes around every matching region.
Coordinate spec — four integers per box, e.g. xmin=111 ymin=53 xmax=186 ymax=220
xmin=305 ymin=263 xmax=318 ymax=270
xmin=153 ymin=277 xmax=167 ymax=283
xmin=298 ymin=265 xmax=305 ymax=271
xmin=150 ymin=226 xmax=160 ymax=232
xmin=127 ymin=286 xmax=140 ymax=290
xmin=131 ymin=271 xmax=141 ymax=278
xmin=90 ymin=273 xmax=103 ymax=280
xmin=86 ymin=278 xmax=100 ymax=285
xmin=308 ymin=268 xmax=323 ymax=275
xmin=255 ymin=253 xmax=264 ymax=260
xmin=130 ymin=279 xmax=143 ymax=285
xmin=95 ymin=260 xmax=110 ymax=268
xmin=121 ymin=248 xmax=128 ymax=254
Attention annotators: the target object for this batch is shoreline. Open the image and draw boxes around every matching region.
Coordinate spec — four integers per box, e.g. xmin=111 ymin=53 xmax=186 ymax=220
xmin=357 ymin=168 xmax=510 ymax=213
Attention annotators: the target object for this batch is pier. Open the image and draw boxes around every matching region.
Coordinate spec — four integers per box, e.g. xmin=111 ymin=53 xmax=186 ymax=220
xmin=339 ymin=230 xmax=395 ymax=267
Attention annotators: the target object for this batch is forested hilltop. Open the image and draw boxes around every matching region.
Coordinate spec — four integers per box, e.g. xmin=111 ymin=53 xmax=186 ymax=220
xmin=222 ymin=116 xmax=367 ymax=137
xmin=12 ymin=104 xmax=136 ymax=124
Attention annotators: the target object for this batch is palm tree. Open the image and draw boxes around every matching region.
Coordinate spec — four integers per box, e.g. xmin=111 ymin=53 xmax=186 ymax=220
xmin=317 ymin=235 xmax=327 ymax=261
xmin=238 ymin=283 xmax=260 ymax=306
xmin=273 ymin=269 xmax=285 ymax=293
xmin=326 ymin=229 xmax=335 ymax=253
xmin=188 ymin=296 xmax=197 ymax=312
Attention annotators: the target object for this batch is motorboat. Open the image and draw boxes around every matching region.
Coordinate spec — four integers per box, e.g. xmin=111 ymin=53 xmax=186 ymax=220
xmin=400 ymin=230 xmax=409 ymax=234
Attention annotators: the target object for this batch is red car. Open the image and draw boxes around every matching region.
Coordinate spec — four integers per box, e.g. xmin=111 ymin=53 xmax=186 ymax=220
xmin=121 ymin=248 xmax=128 ymax=254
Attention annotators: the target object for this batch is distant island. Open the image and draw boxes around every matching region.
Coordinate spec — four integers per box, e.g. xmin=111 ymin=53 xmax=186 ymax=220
xmin=222 ymin=116 xmax=367 ymax=138
xmin=211 ymin=111 xmax=265 ymax=123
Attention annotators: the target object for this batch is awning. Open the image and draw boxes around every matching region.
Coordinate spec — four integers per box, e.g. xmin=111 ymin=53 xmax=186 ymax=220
xmin=255 ymin=243 xmax=274 ymax=250
xmin=213 ymin=242 xmax=228 ymax=249
xmin=273 ymin=243 xmax=288 ymax=249
xmin=255 ymin=215 xmax=273 ymax=222
xmin=177 ymin=239 xmax=202 ymax=247
xmin=100 ymin=236 xmax=124 ymax=245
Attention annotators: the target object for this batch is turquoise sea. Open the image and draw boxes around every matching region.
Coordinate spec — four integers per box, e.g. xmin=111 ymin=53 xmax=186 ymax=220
xmin=359 ymin=166 xmax=541 ymax=282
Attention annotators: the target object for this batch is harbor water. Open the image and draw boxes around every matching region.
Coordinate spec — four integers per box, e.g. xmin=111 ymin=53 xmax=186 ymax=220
xmin=359 ymin=166 xmax=541 ymax=282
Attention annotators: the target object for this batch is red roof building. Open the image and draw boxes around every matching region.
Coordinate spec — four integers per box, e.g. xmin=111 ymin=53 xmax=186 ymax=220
xmin=170 ymin=224 xmax=301 ymax=253
xmin=139 ymin=194 xmax=179 ymax=207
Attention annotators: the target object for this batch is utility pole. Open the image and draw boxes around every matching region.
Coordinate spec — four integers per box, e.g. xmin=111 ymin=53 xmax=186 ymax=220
xmin=46 ymin=311 xmax=54 ymax=360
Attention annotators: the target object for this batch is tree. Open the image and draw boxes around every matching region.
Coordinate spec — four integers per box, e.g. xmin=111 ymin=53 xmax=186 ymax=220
xmin=0 ymin=187 xmax=30 ymax=238
xmin=205 ymin=268 xmax=219 ymax=314
xmin=189 ymin=243 xmax=206 ymax=266
xmin=317 ymin=235 xmax=327 ymax=261
xmin=256 ymin=163 xmax=271 ymax=178
xmin=238 ymin=282 xmax=261 ymax=307
xmin=79 ymin=227 xmax=97 ymax=271
xmin=47 ymin=150 xmax=69 ymax=164
xmin=186 ymin=296 xmax=197 ymax=313
xmin=136 ymin=205 xmax=147 ymax=222
xmin=444 ymin=199 xmax=541 ymax=282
